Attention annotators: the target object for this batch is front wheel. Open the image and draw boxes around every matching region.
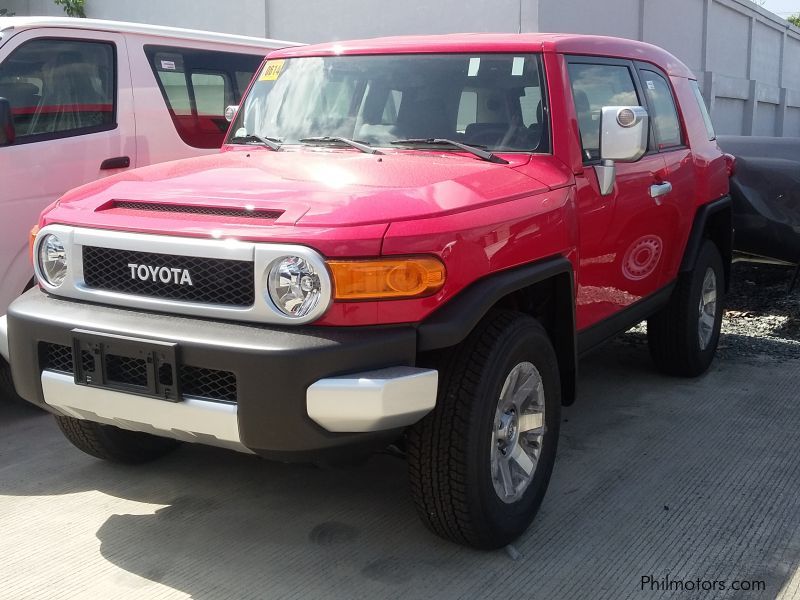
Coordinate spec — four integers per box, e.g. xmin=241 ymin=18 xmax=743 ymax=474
xmin=648 ymin=239 xmax=725 ymax=376
xmin=55 ymin=416 xmax=180 ymax=464
xmin=407 ymin=310 xmax=561 ymax=549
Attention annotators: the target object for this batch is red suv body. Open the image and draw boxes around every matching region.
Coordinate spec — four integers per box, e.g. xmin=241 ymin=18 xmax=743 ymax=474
xmin=4 ymin=34 xmax=732 ymax=549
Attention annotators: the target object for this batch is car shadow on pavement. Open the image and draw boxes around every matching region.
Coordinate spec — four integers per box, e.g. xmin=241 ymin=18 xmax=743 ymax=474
xmin=2 ymin=333 xmax=800 ymax=599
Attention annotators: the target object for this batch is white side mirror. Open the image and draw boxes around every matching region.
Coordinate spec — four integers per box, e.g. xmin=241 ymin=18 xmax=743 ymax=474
xmin=600 ymin=106 xmax=648 ymax=162
xmin=595 ymin=106 xmax=649 ymax=196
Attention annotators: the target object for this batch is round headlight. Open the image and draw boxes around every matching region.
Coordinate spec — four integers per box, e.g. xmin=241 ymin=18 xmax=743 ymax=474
xmin=38 ymin=234 xmax=67 ymax=287
xmin=268 ymin=256 xmax=324 ymax=318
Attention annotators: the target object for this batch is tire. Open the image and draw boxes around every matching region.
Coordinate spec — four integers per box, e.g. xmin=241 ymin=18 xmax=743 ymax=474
xmin=0 ymin=359 xmax=28 ymax=406
xmin=648 ymin=239 xmax=725 ymax=377
xmin=407 ymin=310 xmax=561 ymax=549
xmin=55 ymin=416 xmax=180 ymax=464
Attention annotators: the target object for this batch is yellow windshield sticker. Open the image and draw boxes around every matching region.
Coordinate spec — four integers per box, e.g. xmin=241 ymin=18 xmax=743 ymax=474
xmin=260 ymin=59 xmax=285 ymax=81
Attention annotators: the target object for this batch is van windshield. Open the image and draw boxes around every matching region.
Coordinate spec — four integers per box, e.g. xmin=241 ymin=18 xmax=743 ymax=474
xmin=227 ymin=53 xmax=549 ymax=153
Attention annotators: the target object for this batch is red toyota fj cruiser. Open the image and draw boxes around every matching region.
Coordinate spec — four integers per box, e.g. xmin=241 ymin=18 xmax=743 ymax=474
xmin=2 ymin=34 xmax=733 ymax=549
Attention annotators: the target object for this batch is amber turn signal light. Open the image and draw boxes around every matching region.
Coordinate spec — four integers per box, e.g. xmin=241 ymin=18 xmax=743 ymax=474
xmin=29 ymin=224 xmax=40 ymax=263
xmin=328 ymin=257 xmax=446 ymax=301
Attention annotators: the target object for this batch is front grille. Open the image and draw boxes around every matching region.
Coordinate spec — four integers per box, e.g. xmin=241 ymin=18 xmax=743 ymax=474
xmin=82 ymin=246 xmax=254 ymax=307
xmin=43 ymin=343 xmax=95 ymax=375
xmin=111 ymin=201 xmax=284 ymax=220
xmin=44 ymin=343 xmax=75 ymax=373
xmin=105 ymin=354 xmax=148 ymax=388
xmin=180 ymin=365 xmax=238 ymax=404
xmin=40 ymin=343 xmax=238 ymax=404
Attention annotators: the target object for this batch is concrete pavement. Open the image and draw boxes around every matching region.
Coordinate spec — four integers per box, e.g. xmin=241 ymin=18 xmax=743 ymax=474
xmin=1 ymin=336 xmax=799 ymax=599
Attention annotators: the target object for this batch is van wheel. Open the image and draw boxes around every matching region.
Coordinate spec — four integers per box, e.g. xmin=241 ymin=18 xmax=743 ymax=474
xmin=648 ymin=240 xmax=724 ymax=376
xmin=407 ymin=310 xmax=560 ymax=549
xmin=0 ymin=359 xmax=28 ymax=406
xmin=55 ymin=416 xmax=180 ymax=464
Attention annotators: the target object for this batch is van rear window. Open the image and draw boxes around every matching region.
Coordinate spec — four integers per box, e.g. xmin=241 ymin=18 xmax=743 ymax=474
xmin=144 ymin=45 xmax=263 ymax=149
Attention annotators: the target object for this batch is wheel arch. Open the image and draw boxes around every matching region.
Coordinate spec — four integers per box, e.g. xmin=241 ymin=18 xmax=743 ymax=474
xmin=680 ymin=195 xmax=733 ymax=292
xmin=416 ymin=257 xmax=577 ymax=406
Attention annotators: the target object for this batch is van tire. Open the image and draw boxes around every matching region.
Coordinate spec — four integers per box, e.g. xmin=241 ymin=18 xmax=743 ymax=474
xmin=407 ymin=310 xmax=560 ymax=549
xmin=55 ymin=416 xmax=180 ymax=464
xmin=648 ymin=240 xmax=724 ymax=376
xmin=0 ymin=359 xmax=28 ymax=406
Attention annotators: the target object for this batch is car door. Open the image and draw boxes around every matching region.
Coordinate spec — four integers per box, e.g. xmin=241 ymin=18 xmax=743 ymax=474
xmin=566 ymin=57 xmax=671 ymax=331
xmin=0 ymin=28 xmax=135 ymax=313
xmin=634 ymin=63 xmax=697 ymax=288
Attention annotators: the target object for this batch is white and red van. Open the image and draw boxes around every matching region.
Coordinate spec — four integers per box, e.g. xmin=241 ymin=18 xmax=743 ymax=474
xmin=0 ymin=17 xmax=296 ymax=400
xmin=0 ymin=17 xmax=297 ymax=314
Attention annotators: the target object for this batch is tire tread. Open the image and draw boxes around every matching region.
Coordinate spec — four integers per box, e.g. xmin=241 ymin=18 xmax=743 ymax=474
xmin=407 ymin=310 xmax=555 ymax=548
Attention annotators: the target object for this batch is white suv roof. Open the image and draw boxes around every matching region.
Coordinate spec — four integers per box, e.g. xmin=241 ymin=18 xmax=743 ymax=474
xmin=0 ymin=17 xmax=300 ymax=49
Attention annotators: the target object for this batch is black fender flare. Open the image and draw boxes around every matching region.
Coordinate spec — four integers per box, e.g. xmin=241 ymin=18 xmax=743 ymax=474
xmin=416 ymin=256 xmax=577 ymax=405
xmin=679 ymin=195 xmax=733 ymax=291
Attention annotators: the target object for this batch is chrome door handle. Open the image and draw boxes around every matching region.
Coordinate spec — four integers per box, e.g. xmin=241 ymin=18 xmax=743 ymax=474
xmin=649 ymin=181 xmax=672 ymax=200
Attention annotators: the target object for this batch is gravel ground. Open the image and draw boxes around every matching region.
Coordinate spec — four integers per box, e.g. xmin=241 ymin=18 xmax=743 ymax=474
xmin=720 ymin=263 xmax=800 ymax=359
xmin=622 ymin=262 xmax=800 ymax=361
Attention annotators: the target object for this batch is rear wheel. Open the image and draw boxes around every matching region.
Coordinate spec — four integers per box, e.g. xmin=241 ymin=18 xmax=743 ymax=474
xmin=648 ymin=240 xmax=725 ymax=376
xmin=407 ymin=310 xmax=560 ymax=549
xmin=55 ymin=416 xmax=180 ymax=464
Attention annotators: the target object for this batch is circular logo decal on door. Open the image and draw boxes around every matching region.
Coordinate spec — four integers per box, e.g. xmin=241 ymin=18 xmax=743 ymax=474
xmin=622 ymin=235 xmax=663 ymax=281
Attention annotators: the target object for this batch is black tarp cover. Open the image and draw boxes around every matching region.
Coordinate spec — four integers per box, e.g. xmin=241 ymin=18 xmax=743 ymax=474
xmin=717 ymin=135 xmax=800 ymax=265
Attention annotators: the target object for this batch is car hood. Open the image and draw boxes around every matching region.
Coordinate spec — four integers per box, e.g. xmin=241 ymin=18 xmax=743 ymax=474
xmin=52 ymin=148 xmax=552 ymax=230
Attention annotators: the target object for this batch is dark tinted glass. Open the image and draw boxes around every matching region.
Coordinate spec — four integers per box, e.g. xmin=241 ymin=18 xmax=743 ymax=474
xmin=641 ymin=70 xmax=683 ymax=149
xmin=0 ymin=39 xmax=115 ymax=140
xmin=229 ymin=53 xmax=550 ymax=152
xmin=567 ymin=62 xmax=639 ymax=161
xmin=145 ymin=45 xmax=263 ymax=149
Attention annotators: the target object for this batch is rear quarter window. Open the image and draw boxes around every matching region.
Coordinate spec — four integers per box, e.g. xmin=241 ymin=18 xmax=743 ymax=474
xmin=144 ymin=45 xmax=263 ymax=149
xmin=689 ymin=80 xmax=716 ymax=141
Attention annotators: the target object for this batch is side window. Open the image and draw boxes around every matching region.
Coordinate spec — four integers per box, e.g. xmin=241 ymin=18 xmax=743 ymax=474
xmin=0 ymin=38 xmax=115 ymax=142
xmin=144 ymin=45 xmax=262 ymax=149
xmin=235 ymin=71 xmax=255 ymax=97
xmin=456 ymin=90 xmax=477 ymax=133
xmin=520 ymin=86 xmax=542 ymax=128
xmin=690 ymin=79 xmax=716 ymax=141
xmin=640 ymin=70 xmax=683 ymax=149
xmin=567 ymin=62 xmax=639 ymax=161
xmin=382 ymin=90 xmax=403 ymax=124
xmin=191 ymin=72 xmax=231 ymax=116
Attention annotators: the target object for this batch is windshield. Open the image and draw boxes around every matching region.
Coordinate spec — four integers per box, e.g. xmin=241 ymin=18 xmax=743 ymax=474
xmin=228 ymin=53 xmax=549 ymax=153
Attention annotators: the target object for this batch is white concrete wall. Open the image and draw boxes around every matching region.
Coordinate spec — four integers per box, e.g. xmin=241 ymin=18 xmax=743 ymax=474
xmin=266 ymin=0 xmax=539 ymax=42
xmin=5 ymin=0 xmax=800 ymax=136
xmin=538 ymin=0 xmax=800 ymax=136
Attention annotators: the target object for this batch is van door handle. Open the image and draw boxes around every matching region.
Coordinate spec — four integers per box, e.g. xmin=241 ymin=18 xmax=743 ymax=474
xmin=100 ymin=156 xmax=131 ymax=170
xmin=649 ymin=181 xmax=672 ymax=204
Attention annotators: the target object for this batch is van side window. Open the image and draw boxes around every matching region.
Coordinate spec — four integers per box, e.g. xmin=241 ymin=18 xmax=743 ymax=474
xmin=567 ymin=62 xmax=639 ymax=162
xmin=191 ymin=72 xmax=230 ymax=116
xmin=0 ymin=39 xmax=115 ymax=142
xmin=640 ymin=70 xmax=683 ymax=149
xmin=144 ymin=45 xmax=262 ymax=149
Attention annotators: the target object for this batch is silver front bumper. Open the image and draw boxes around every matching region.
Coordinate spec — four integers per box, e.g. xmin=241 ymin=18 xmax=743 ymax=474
xmin=306 ymin=367 xmax=438 ymax=432
xmin=38 ymin=366 xmax=438 ymax=452
xmin=42 ymin=371 xmax=250 ymax=453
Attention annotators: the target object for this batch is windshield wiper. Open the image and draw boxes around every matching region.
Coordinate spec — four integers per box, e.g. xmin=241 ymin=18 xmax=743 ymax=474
xmin=299 ymin=136 xmax=382 ymax=155
xmin=229 ymin=134 xmax=282 ymax=151
xmin=390 ymin=138 xmax=508 ymax=164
